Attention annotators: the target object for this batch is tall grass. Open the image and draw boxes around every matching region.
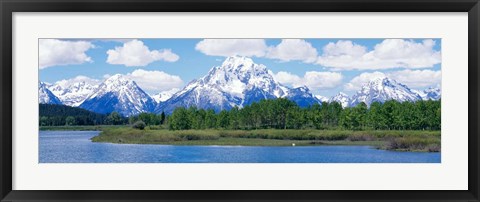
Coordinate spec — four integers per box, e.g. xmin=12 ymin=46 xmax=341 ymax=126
xmin=383 ymin=136 xmax=441 ymax=152
xmin=91 ymin=127 xmax=440 ymax=152
xmin=92 ymin=127 xmax=220 ymax=144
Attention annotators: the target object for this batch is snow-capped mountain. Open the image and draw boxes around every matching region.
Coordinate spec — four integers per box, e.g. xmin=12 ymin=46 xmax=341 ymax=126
xmin=79 ymin=74 xmax=157 ymax=116
xmin=350 ymin=77 xmax=422 ymax=107
xmin=49 ymin=80 xmax=99 ymax=107
xmin=413 ymin=87 xmax=441 ymax=100
xmin=151 ymin=88 xmax=180 ymax=103
xmin=329 ymin=92 xmax=351 ymax=108
xmin=155 ymin=56 xmax=319 ymax=113
xmin=39 ymin=82 xmax=62 ymax=105
xmin=285 ymin=86 xmax=321 ymax=107
xmin=314 ymin=95 xmax=329 ymax=103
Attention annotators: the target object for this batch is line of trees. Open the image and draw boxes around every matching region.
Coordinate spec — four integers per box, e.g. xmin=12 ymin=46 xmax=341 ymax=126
xmin=128 ymin=112 xmax=166 ymax=126
xmin=39 ymin=104 xmax=128 ymax=126
xmin=40 ymin=98 xmax=441 ymax=131
xmin=167 ymin=98 xmax=441 ymax=131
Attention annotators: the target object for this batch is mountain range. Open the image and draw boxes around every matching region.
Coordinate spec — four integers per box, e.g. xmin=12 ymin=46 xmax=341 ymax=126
xmin=154 ymin=56 xmax=319 ymax=114
xmin=39 ymin=56 xmax=441 ymax=116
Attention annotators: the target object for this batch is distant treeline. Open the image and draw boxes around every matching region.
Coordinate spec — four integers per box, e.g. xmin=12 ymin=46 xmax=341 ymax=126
xmin=39 ymin=104 xmax=128 ymax=126
xmin=166 ymin=98 xmax=441 ymax=131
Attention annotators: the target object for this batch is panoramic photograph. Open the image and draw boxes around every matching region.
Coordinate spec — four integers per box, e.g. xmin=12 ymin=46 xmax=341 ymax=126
xmin=39 ymin=38 xmax=441 ymax=163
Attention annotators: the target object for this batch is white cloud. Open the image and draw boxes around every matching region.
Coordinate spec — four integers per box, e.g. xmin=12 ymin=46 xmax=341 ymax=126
xmin=195 ymin=39 xmax=268 ymax=57
xmin=344 ymin=72 xmax=386 ymax=91
xmin=322 ymin=40 xmax=367 ymax=57
xmin=317 ymin=39 xmax=441 ymax=70
xmin=273 ymin=71 xmax=303 ymax=86
xmin=106 ymin=39 xmax=179 ymax=67
xmin=124 ymin=69 xmax=184 ymax=92
xmin=388 ymin=69 xmax=442 ymax=88
xmin=196 ymin=39 xmax=319 ymax=63
xmin=273 ymin=71 xmax=343 ymax=90
xmin=304 ymin=71 xmax=344 ymax=89
xmin=266 ymin=39 xmax=318 ymax=63
xmin=39 ymin=39 xmax=94 ymax=69
xmin=344 ymin=70 xmax=442 ymax=91
xmin=54 ymin=75 xmax=101 ymax=88
xmin=98 ymin=39 xmax=135 ymax=43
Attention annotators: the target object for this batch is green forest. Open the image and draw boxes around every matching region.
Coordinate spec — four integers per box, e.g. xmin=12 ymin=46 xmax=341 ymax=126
xmin=40 ymin=98 xmax=440 ymax=131
xmin=166 ymin=98 xmax=440 ymax=131
xmin=39 ymin=104 xmax=127 ymax=126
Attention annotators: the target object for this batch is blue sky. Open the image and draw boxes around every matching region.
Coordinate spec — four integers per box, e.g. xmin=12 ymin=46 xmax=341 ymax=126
xmin=39 ymin=38 xmax=441 ymax=97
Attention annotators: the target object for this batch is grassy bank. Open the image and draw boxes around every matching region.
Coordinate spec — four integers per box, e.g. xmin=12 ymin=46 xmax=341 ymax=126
xmin=90 ymin=127 xmax=440 ymax=152
xmin=39 ymin=125 xmax=125 ymax=131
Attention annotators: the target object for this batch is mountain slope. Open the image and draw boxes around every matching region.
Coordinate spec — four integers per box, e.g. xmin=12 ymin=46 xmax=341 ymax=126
xmin=39 ymin=82 xmax=62 ymax=105
xmin=350 ymin=77 xmax=422 ymax=107
xmin=329 ymin=92 xmax=351 ymax=108
xmin=314 ymin=95 xmax=329 ymax=103
xmin=79 ymin=74 xmax=156 ymax=116
xmin=413 ymin=87 xmax=441 ymax=100
xmin=49 ymin=80 xmax=98 ymax=107
xmin=284 ymin=86 xmax=319 ymax=107
xmin=155 ymin=56 xmax=319 ymax=113
xmin=151 ymin=88 xmax=180 ymax=103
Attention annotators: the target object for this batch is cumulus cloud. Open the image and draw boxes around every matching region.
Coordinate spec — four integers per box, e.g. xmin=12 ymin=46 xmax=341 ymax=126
xmin=273 ymin=71 xmax=343 ymax=90
xmin=344 ymin=72 xmax=387 ymax=91
xmin=124 ymin=69 xmax=184 ymax=92
xmin=388 ymin=69 xmax=442 ymax=89
xmin=266 ymin=39 xmax=318 ymax=63
xmin=273 ymin=71 xmax=303 ymax=86
xmin=54 ymin=75 xmax=101 ymax=88
xmin=39 ymin=39 xmax=94 ymax=69
xmin=196 ymin=39 xmax=320 ymax=64
xmin=317 ymin=39 xmax=441 ymax=70
xmin=304 ymin=71 xmax=344 ymax=89
xmin=344 ymin=70 xmax=442 ymax=91
xmin=106 ymin=39 xmax=179 ymax=67
xmin=195 ymin=39 xmax=268 ymax=57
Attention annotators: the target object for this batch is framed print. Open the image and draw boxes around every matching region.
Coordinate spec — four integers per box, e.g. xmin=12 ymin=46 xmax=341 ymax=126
xmin=1 ymin=0 xmax=479 ymax=201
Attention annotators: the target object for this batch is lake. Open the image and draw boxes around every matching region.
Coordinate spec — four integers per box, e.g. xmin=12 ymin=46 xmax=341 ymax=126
xmin=39 ymin=131 xmax=441 ymax=163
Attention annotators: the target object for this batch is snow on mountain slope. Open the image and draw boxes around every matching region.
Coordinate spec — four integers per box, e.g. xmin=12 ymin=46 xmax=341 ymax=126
xmin=314 ymin=95 xmax=329 ymax=103
xmin=350 ymin=77 xmax=422 ymax=107
xmin=328 ymin=92 xmax=351 ymax=108
xmin=48 ymin=77 xmax=99 ymax=107
xmin=151 ymin=88 xmax=180 ymax=103
xmin=155 ymin=56 xmax=319 ymax=113
xmin=39 ymin=82 xmax=62 ymax=105
xmin=284 ymin=86 xmax=319 ymax=107
xmin=79 ymin=74 xmax=156 ymax=116
xmin=413 ymin=87 xmax=441 ymax=100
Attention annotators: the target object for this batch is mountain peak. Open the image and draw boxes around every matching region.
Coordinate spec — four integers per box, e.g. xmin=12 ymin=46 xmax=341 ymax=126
xmin=414 ymin=87 xmax=441 ymax=100
xmin=217 ymin=56 xmax=266 ymax=74
xmin=79 ymin=74 xmax=156 ymax=116
xmin=329 ymin=92 xmax=350 ymax=108
xmin=39 ymin=82 xmax=62 ymax=105
xmin=350 ymin=77 xmax=421 ymax=107
xmin=48 ymin=78 xmax=99 ymax=107
xmin=222 ymin=55 xmax=255 ymax=66
xmin=156 ymin=57 xmax=319 ymax=113
xmin=105 ymin=74 xmax=132 ymax=84
xmin=369 ymin=77 xmax=396 ymax=89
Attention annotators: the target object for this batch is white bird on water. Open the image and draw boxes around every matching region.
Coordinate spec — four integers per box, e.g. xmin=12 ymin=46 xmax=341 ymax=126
xmin=292 ymin=143 xmax=295 ymax=147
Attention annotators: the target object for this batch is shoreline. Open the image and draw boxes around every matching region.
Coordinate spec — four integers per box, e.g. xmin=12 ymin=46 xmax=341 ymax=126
xmin=38 ymin=126 xmax=441 ymax=152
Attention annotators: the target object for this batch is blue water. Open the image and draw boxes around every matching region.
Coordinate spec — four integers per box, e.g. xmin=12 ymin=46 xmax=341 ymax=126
xmin=39 ymin=131 xmax=441 ymax=163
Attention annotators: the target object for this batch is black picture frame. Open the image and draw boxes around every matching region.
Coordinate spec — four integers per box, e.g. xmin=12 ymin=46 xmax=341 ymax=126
xmin=1 ymin=0 xmax=479 ymax=201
